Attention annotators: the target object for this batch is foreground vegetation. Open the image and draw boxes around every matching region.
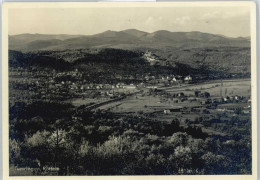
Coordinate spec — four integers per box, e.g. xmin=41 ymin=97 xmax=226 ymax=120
xmin=10 ymin=101 xmax=251 ymax=175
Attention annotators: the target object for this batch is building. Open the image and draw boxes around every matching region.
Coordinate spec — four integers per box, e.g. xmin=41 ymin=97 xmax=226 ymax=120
xmin=184 ymin=75 xmax=192 ymax=82
xmin=125 ymin=84 xmax=136 ymax=89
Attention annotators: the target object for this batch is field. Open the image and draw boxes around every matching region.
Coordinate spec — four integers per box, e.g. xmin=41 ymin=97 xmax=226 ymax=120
xmin=163 ymin=79 xmax=251 ymax=97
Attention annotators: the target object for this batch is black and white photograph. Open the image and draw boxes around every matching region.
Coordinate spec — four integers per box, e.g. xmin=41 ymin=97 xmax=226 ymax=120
xmin=2 ymin=2 xmax=257 ymax=178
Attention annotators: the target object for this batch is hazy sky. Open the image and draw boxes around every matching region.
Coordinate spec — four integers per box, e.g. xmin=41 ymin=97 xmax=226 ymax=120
xmin=8 ymin=6 xmax=251 ymax=37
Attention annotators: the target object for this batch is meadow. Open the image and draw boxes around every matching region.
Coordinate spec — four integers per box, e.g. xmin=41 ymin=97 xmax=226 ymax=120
xmin=164 ymin=79 xmax=251 ymax=97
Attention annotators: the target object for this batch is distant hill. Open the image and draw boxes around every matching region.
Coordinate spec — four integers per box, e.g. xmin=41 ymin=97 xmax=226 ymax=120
xmin=8 ymin=30 xmax=251 ymax=79
xmin=9 ymin=34 xmax=84 ymax=50
xmin=9 ymin=30 xmax=250 ymax=51
xmin=122 ymin=29 xmax=148 ymax=38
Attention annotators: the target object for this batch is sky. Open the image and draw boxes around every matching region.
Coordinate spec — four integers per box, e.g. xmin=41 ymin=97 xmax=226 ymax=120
xmin=8 ymin=6 xmax=251 ymax=37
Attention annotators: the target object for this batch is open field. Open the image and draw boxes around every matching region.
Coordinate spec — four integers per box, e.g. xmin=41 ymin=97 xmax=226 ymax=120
xmin=163 ymin=79 xmax=251 ymax=97
xmin=69 ymin=98 xmax=107 ymax=107
xmin=99 ymin=95 xmax=163 ymax=113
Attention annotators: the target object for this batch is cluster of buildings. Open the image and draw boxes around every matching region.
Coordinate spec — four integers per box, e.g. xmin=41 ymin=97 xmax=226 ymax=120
xmin=144 ymin=74 xmax=193 ymax=84
xmin=154 ymin=90 xmax=251 ymax=116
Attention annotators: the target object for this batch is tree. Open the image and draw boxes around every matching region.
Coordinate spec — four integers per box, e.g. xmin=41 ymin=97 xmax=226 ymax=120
xmin=25 ymin=131 xmax=53 ymax=170
xmin=204 ymin=92 xmax=210 ymax=98
xmin=201 ymin=152 xmax=230 ymax=174
xmin=9 ymin=139 xmax=21 ymax=164
xmin=171 ymin=146 xmax=192 ymax=173
xmin=167 ymin=132 xmax=189 ymax=148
